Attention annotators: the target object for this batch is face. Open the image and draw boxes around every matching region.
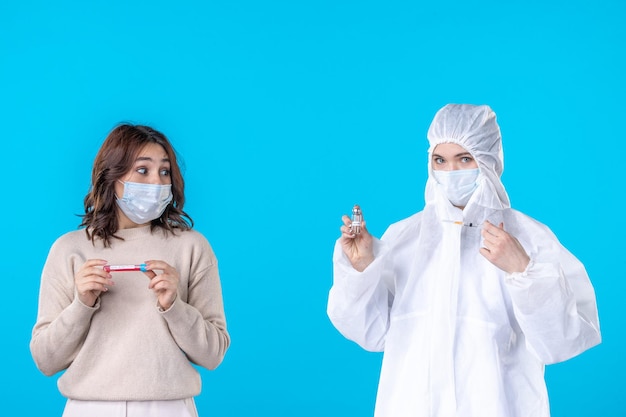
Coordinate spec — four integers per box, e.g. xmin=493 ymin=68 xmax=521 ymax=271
xmin=114 ymin=143 xmax=172 ymax=228
xmin=431 ymin=143 xmax=478 ymax=171
xmin=114 ymin=142 xmax=172 ymax=195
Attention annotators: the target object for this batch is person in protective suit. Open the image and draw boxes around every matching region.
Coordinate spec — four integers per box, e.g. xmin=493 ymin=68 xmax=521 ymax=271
xmin=327 ymin=104 xmax=601 ymax=417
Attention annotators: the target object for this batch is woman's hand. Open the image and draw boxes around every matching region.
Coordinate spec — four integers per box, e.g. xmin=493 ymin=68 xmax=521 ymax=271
xmin=143 ymin=260 xmax=180 ymax=310
xmin=480 ymin=221 xmax=530 ymax=274
xmin=340 ymin=214 xmax=375 ymax=272
xmin=75 ymin=259 xmax=114 ymax=307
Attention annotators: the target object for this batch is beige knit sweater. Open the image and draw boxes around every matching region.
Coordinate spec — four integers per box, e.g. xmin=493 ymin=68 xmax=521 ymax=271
xmin=30 ymin=225 xmax=230 ymax=401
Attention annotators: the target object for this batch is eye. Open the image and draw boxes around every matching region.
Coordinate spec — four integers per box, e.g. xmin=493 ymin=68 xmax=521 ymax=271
xmin=461 ymin=156 xmax=473 ymax=163
xmin=136 ymin=167 xmax=147 ymax=175
xmin=434 ymin=157 xmax=445 ymax=165
xmin=160 ymin=168 xmax=171 ymax=176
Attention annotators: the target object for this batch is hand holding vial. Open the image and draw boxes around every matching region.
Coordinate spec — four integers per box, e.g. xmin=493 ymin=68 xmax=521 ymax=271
xmin=340 ymin=204 xmax=375 ymax=272
xmin=74 ymin=259 xmax=115 ymax=307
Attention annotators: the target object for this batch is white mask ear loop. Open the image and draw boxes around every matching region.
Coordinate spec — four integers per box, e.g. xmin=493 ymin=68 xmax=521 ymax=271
xmin=116 ymin=179 xmax=128 ymax=200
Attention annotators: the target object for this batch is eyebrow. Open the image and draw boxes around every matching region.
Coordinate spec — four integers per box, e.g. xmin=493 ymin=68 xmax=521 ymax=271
xmin=135 ymin=156 xmax=170 ymax=163
xmin=432 ymin=152 xmax=473 ymax=158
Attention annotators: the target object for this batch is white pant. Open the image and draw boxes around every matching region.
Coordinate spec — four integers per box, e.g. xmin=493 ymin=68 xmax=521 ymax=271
xmin=62 ymin=398 xmax=197 ymax=417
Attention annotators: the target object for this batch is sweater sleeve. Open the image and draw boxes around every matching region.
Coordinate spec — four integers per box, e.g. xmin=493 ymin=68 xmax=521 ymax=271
xmin=160 ymin=238 xmax=230 ymax=370
xmin=30 ymin=238 xmax=98 ymax=376
xmin=327 ymin=237 xmax=393 ymax=352
xmin=504 ymin=245 xmax=601 ymax=364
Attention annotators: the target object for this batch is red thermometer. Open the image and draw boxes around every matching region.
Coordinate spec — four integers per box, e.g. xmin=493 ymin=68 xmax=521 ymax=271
xmin=104 ymin=264 xmax=148 ymax=272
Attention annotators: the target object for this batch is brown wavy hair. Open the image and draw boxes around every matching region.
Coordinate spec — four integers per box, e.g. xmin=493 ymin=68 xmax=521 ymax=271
xmin=80 ymin=124 xmax=193 ymax=247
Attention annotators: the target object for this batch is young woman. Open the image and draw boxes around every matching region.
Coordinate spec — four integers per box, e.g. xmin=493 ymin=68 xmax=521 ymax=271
xmin=328 ymin=104 xmax=600 ymax=417
xmin=30 ymin=124 xmax=230 ymax=417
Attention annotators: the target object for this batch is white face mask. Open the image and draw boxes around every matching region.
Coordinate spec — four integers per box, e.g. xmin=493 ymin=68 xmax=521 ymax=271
xmin=116 ymin=181 xmax=173 ymax=224
xmin=432 ymin=168 xmax=479 ymax=207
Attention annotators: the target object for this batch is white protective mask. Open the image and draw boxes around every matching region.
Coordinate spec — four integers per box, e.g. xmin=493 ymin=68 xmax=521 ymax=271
xmin=116 ymin=181 xmax=173 ymax=224
xmin=432 ymin=168 xmax=479 ymax=207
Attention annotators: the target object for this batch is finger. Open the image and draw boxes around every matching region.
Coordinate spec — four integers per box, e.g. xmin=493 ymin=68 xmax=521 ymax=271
xmin=79 ymin=279 xmax=112 ymax=293
xmin=152 ymin=280 xmax=174 ymax=292
xmin=480 ymin=239 xmax=492 ymax=252
xmin=79 ymin=259 xmax=110 ymax=275
xmin=78 ymin=272 xmax=115 ymax=286
xmin=341 ymin=232 xmax=356 ymax=240
xmin=144 ymin=260 xmax=173 ymax=273
xmin=481 ymin=229 xmax=497 ymax=245
xmin=481 ymin=228 xmax=494 ymax=244
xmin=340 ymin=224 xmax=353 ymax=234
xmin=77 ymin=267 xmax=111 ymax=282
xmin=90 ymin=265 xmax=113 ymax=278
xmin=148 ymin=274 xmax=174 ymax=290
xmin=341 ymin=221 xmax=357 ymax=239
xmin=482 ymin=222 xmax=504 ymax=239
xmin=83 ymin=259 xmax=109 ymax=267
xmin=341 ymin=215 xmax=352 ymax=227
xmin=481 ymin=220 xmax=497 ymax=235
xmin=143 ymin=270 xmax=157 ymax=279
xmin=148 ymin=274 xmax=163 ymax=289
xmin=479 ymin=247 xmax=495 ymax=262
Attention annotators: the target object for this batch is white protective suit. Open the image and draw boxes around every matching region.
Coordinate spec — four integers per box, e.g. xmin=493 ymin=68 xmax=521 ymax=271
xmin=327 ymin=104 xmax=601 ymax=417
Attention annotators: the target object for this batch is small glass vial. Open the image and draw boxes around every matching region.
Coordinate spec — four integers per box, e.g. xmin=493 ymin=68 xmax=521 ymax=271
xmin=350 ymin=204 xmax=362 ymax=235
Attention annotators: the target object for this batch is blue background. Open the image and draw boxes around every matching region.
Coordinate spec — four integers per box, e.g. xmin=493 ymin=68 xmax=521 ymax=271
xmin=2 ymin=0 xmax=624 ymax=416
